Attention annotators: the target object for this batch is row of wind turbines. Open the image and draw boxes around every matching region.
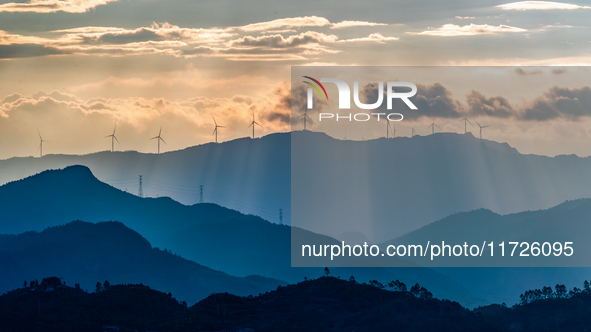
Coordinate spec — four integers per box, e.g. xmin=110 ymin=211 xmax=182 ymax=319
xmin=379 ymin=117 xmax=490 ymax=139
xmin=297 ymin=108 xmax=492 ymax=140
xmin=36 ymin=113 xmax=490 ymax=157
xmin=36 ymin=114 xmax=264 ymax=157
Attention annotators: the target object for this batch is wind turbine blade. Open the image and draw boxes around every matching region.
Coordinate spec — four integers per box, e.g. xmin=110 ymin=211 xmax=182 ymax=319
xmin=218 ymin=126 xmax=225 ymax=128
xmin=38 ymin=130 xmax=42 ymax=140
xmin=113 ymin=125 xmax=117 ymax=135
xmin=159 ymin=125 xmax=162 ymax=136
xmin=475 ymin=120 xmax=481 ymax=127
xmin=212 ymin=116 xmax=217 ymax=126
xmin=150 ymin=136 xmax=158 ymax=140
xmin=435 ymin=124 xmax=441 ymax=129
xmin=255 ymin=121 xmax=262 ymax=127
xmin=248 ymin=122 xmax=253 ymax=128
xmin=467 ymin=119 xmax=473 ymax=126
xmin=160 ymin=137 xmax=167 ymax=145
xmin=483 ymin=125 xmax=491 ymax=128
xmin=105 ymin=135 xmax=111 ymax=138
xmin=114 ymin=136 xmax=120 ymax=144
xmin=212 ymin=128 xmax=217 ymax=135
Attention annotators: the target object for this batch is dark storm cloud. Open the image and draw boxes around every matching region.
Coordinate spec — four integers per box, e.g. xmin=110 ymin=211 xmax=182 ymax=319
xmin=467 ymin=90 xmax=514 ymax=118
xmin=359 ymin=82 xmax=591 ymax=122
xmin=514 ymin=68 xmax=542 ymax=76
xmin=89 ymin=28 xmax=162 ymax=44
xmin=0 ymin=44 xmax=66 ymax=59
xmin=522 ymin=86 xmax=591 ymax=121
xmin=359 ymin=82 xmax=464 ymax=119
xmin=551 ymin=68 xmax=568 ymax=75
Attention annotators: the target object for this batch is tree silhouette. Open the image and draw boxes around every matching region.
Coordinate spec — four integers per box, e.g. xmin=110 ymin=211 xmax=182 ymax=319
xmin=388 ymin=280 xmax=407 ymax=292
xmin=410 ymin=283 xmax=420 ymax=297
xmin=23 ymin=281 xmax=27 ymax=288
xmin=369 ymin=280 xmax=385 ymax=289
xmin=324 ymin=267 xmax=330 ymax=277
xmin=96 ymin=282 xmax=102 ymax=293
xmin=555 ymin=284 xmax=567 ymax=298
xmin=103 ymin=280 xmax=110 ymax=289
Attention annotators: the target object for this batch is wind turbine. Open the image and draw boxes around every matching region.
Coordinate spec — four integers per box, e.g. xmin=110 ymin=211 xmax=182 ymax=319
xmin=392 ymin=123 xmax=397 ymax=138
xmin=37 ymin=130 xmax=49 ymax=158
xmin=212 ymin=116 xmax=225 ymax=143
xmin=150 ymin=126 xmax=166 ymax=154
xmin=105 ymin=125 xmax=119 ymax=152
xmin=248 ymin=113 xmax=262 ymax=139
xmin=299 ymin=109 xmax=312 ymax=130
xmin=386 ymin=121 xmax=391 ymax=138
xmin=427 ymin=120 xmax=440 ymax=135
xmin=460 ymin=117 xmax=473 ymax=134
xmin=475 ymin=121 xmax=491 ymax=140
xmin=411 ymin=126 xmax=416 ymax=137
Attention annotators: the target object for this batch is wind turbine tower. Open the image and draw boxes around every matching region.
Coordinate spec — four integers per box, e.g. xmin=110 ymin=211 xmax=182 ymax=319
xmin=299 ymin=109 xmax=312 ymax=130
xmin=150 ymin=126 xmax=167 ymax=154
xmin=248 ymin=113 xmax=262 ymax=139
xmin=475 ymin=121 xmax=491 ymax=140
xmin=37 ymin=130 xmax=48 ymax=157
xmin=212 ymin=117 xmax=225 ymax=143
xmin=105 ymin=125 xmax=119 ymax=152
xmin=460 ymin=117 xmax=473 ymax=134
xmin=427 ymin=120 xmax=440 ymax=135
xmin=411 ymin=126 xmax=416 ymax=137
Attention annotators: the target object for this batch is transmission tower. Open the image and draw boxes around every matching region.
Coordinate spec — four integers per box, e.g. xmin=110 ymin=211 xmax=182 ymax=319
xmin=138 ymin=175 xmax=143 ymax=198
xmin=199 ymin=185 xmax=203 ymax=203
xmin=279 ymin=208 xmax=283 ymax=225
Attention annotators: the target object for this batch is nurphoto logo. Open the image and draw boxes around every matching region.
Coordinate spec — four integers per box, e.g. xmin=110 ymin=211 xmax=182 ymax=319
xmin=303 ymin=76 xmax=418 ymax=122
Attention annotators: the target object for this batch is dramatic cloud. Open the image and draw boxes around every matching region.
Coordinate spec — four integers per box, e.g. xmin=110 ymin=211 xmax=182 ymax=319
xmin=514 ymin=68 xmax=543 ymax=75
xmin=339 ymin=33 xmax=399 ymax=43
xmin=330 ymin=21 xmax=388 ymax=29
xmin=466 ymin=91 xmax=514 ymax=118
xmin=239 ymin=16 xmax=330 ymax=32
xmin=228 ymin=31 xmax=338 ymax=48
xmin=0 ymin=0 xmax=118 ymax=13
xmin=417 ymin=24 xmax=527 ymax=36
xmin=357 ymin=82 xmax=465 ymax=119
xmin=411 ymin=83 xmax=465 ymax=118
xmin=522 ymin=86 xmax=591 ymax=120
xmin=496 ymin=1 xmax=591 ymax=10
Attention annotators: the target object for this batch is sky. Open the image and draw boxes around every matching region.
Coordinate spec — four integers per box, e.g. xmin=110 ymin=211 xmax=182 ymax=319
xmin=0 ymin=0 xmax=590 ymax=159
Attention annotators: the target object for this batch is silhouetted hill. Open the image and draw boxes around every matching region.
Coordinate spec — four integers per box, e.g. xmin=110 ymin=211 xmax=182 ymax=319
xmin=386 ymin=198 xmax=591 ymax=266
xmin=0 ymin=280 xmax=187 ymax=332
xmin=0 ymin=165 xmax=481 ymax=307
xmin=0 ymin=221 xmax=285 ymax=306
xmin=0 ymin=133 xmax=291 ymax=224
xmin=0 ymin=165 xmax=243 ymax=245
xmin=383 ymin=199 xmax=591 ymax=305
xmin=0 ymin=276 xmax=500 ymax=332
xmin=476 ymin=283 xmax=591 ymax=331
xmin=2 ymin=131 xmax=591 ymax=241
